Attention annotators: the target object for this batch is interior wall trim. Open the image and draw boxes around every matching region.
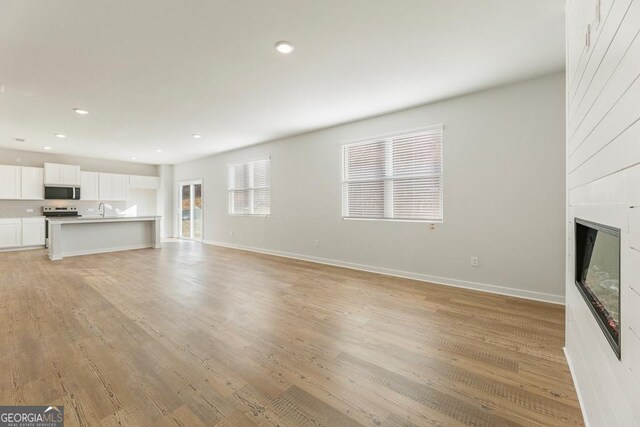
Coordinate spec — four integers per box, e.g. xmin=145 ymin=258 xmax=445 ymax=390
xmin=203 ymin=240 xmax=565 ymax=305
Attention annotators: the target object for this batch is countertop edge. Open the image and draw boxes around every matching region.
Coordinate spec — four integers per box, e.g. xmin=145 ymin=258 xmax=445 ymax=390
xmin=48 ymin=216 xmax=161 ymax=224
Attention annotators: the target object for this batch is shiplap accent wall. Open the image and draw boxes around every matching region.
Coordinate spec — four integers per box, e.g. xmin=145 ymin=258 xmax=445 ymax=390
xmin=566 ymin=0 xmax=640 ymax=425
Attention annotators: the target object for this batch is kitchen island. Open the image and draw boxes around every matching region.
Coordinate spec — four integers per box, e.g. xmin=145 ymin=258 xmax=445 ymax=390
xmin=48 ymin=216 xmax=161 ymax=260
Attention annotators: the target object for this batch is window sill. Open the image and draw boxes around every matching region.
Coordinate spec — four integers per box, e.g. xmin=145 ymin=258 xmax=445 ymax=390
xmin=342 ymin=217 xmax=443 ymax=224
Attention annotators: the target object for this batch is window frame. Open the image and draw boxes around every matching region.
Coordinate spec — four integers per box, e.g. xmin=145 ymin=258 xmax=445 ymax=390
xmin=228 ymin=156 xmax=271 ymax=217
xmin=341 ymin=125 xmax=444 ymax=223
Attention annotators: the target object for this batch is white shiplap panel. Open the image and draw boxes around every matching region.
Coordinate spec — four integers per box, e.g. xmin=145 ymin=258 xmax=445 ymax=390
xmin=568 ymin=75 xmax=640 ymax=173
xmin=630 ymin=250 xmax=640 ymax=292
xmin=628 ymin=324 xmax=640 ymax=389
xmin=569 ymin=119 xmax=640 ymax=189
xmin=569 ymin=0 xmax=640 ymax=144
xmin=567 ymin=282 xmax=637 ymax=426
xmin=567 ymin=0 xmax=619 ymax=100
xmin=631 ymin=208 xmax=640 ymax=252
xmin=568 ymin=0 xmax=632 ymax=123
xmin=567 ymin=0 xmax=640 ymax=424
xmin=566 ymin=320 xmax=607 ymax=427
xmin=629 ymin=288 xmax=640 ymax=342
xmin=570 ymin=162 xmax=640 ymax=205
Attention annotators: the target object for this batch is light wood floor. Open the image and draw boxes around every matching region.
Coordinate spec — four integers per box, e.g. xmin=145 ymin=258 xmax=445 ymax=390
xmin=0 ymin=242 xmax=583 ymax=426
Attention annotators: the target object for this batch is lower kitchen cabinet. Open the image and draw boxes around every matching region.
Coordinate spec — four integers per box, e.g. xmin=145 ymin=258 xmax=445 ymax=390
xmin=22 ymin=217 xmax=46 ymax=246
xmin=0 ymin=219 xmax=22 ymax=248
xmin=0 ymin=218 xmax=46 ymax=249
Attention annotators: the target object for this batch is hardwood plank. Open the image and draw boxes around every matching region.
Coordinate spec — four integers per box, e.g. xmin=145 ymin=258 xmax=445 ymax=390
xmin=0 ymin=243 xmax=583 ymax=426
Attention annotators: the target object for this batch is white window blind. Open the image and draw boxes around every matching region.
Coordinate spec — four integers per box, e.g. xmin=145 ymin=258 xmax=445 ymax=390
xmin=342 ymin=126 xmax=443 ymax=222
xmin=228 ymin=158 xmax=271 ymax=216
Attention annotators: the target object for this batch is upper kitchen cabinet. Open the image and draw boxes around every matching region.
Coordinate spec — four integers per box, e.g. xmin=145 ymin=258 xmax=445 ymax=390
xmin=80 ymin=172 xmax=100 ymax=201
xmin=99 ymin=173 xmax=128 ymax=201
xmin=44 ymin=163 xmax=81 ymax=186
xmin=129 ymin=175 xmax=160 ymax=190
xmin=21 ymin=167 xmax=44 ymax=200
xmin=0 ymin=165 xmax=21 ymax=199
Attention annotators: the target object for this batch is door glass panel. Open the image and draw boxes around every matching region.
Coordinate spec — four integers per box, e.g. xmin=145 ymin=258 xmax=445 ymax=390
xmin=193 ymin=184 xmax=202 ymax=239
xmin=181 ymin=184 xmax=191 ymax=238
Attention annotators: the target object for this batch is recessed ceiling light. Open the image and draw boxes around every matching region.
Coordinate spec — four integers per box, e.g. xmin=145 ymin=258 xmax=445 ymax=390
xmin=275 ymin=41 xmax=294 ymax=54
xmin=155 ymin=149 xmax=162 ymax=153
xmin=192 ymin=134 xmax=202 ymax=138
xmin=73 ymin=108 xmax=89 ymax=115
xmin=55 ymin=134 xmax=66 ymax=138
xmin=43 ymin=146 xmax=52 ymax=150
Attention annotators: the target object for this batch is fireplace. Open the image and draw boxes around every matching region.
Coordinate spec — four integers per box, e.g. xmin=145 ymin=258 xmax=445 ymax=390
xmin=575 ymin=218 xmax=621 ymax=358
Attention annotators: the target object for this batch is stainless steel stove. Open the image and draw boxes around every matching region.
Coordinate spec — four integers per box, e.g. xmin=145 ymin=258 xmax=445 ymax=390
xmin=42 ymin=206 xmax=80 ymax=218
xmin=43 ymin=207 xmax=80 ymax=247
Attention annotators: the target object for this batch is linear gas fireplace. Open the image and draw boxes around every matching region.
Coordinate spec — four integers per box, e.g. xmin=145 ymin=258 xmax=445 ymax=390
xmin=575 ymin=218 xmax=621 ymax=358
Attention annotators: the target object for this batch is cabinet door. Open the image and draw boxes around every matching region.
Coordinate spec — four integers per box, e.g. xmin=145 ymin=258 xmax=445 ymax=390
xmin=61 ymin=164 xmax=81 ymax=186
xmin=44 ymin=163 xmax=62 ymax=185
xmin=22 ymin=218 xmax=45 ymax=246
xmin=129 ymin=175 xmax=160 ymax=189
xmin=21 ymin=167 xmax=44 ymax=200
xmin=0 ymin=219 xmax=21 ymax=248
xmin=112 ymin=174 xmax=129 ymax=201
xmin=81 ymin=172 xmax=99 ymax=201
xmin=0 ymin=165 xmax=21 ymax=199
xmin=99 ymin=173 xmax=113 ymax=200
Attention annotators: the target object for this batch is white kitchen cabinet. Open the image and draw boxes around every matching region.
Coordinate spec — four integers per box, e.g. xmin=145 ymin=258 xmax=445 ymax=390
xmin=129 ymin=175 xmax=160 ymax=190
xmin=44 ymin=163 xmax=81 ymax=186
xmin=81 ymin=171 xmax=100 ymax=201
xmin=21 ymin=167 xmax=44 ymax=200
xmin=0 ymin=219 xmax=22 ymax=248
xmin=0 ymin=165 xmax=21 ymax=199
xmin=22 ymin=217 xmax=45 ymax=246
xmin=99 ymin=173 xmax=128 ymax=201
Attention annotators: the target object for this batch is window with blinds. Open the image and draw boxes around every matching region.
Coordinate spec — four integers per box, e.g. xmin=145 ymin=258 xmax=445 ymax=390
xmin=342 ymin=126 xmax=443 ymax=222
xmin=228 ymin=158 xmax=271 ymax=216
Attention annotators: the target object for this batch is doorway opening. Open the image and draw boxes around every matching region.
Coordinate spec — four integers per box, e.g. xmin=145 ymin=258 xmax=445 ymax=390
xmin=179 ymin=180 xmax=203 ymax=240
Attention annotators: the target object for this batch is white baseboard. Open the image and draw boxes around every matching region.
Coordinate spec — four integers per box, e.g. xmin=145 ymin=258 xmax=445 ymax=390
xmin=0 ymin=245 xmax=45 ymax=253
xmin=563 ymin=347 xmax=590 ymax=427
xmin=202 ymin=240 xmax=565 ymax=305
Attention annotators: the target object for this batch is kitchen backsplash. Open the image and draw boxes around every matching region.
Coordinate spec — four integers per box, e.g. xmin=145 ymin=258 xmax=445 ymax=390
xmin=0 ymin=200 xmax=127 ymax=218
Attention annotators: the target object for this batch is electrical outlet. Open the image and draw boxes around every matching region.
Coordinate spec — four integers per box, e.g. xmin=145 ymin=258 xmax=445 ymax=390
xmin=229 ymin=230 xmax=234 ymax=237
xmin=471 ymin=256 xmax=479 ymax=267
xmin=26 ymin=208 xmax=33 ymax=213
xmin=314 ymin=240 xmax=320 ymax=247
xmin=88 ymin=208 xmax=94 ymax=212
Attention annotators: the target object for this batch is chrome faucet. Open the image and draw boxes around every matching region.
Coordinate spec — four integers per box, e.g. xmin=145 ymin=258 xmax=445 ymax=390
xmin=98 ymin=202 xmax=106 ymax=218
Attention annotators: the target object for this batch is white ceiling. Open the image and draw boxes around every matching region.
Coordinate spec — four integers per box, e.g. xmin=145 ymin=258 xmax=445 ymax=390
xmin=0 ymin=0 xmax=565 ymax=165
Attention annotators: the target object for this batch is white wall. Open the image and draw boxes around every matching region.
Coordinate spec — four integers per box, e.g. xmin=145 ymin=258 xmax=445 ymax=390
xmin=0 ymin=147 xmax=157 ymax=176
xmin=158 ymin=164 xmax=174 ymax=238
xmin=174 ymin=73 xmax=566 ymax=302
xmin=565 ymin=0 xmax=640 ymax=425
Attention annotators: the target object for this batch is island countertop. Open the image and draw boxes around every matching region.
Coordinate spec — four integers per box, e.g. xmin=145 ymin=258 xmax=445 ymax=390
xmin=47 ymin=215 xmax=160 ymax=224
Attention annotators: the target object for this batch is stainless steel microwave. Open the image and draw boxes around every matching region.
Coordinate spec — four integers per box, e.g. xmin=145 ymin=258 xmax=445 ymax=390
xmin=44 ymin=186 xmax=81 ymax=200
